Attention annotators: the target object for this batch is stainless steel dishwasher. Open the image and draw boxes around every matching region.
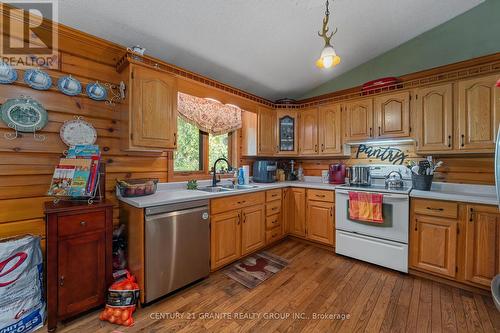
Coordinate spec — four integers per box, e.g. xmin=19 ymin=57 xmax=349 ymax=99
xmin=144 ymin=199 xmax=210 ymax=303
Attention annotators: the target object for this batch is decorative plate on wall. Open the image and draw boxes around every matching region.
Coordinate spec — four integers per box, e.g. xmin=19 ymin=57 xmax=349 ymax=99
xmin=0 ymin=61 xmax=18 ymax=84
xmin=86 ymin=81 xmax=107 ymax=101
xmin=57 ymin=75 xmax=82 ymax=96
xmin=24 ymin=68 xmax=52 ymax=90
xmin=59 ymin=116 xmax=97 ymax=146
xmin=0 ymin=96 xmax=48 ymax=132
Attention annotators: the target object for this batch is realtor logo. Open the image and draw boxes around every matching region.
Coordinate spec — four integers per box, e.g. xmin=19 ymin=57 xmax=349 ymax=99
xmin=0 ymin=0 xmax=59 ymax=68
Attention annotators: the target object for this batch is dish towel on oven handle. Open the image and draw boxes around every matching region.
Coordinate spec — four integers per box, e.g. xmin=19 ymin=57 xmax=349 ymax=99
xmin=348 ymin=191 xmax=384 ymax=223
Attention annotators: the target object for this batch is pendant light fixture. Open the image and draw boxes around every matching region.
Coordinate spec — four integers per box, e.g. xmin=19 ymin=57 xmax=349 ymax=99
xmin=316 ymin=0 xmax=340 ymax=69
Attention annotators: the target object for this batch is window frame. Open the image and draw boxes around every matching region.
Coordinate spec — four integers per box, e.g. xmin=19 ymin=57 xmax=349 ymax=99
xmin=168 ymin=128 xmax=237 ymax=182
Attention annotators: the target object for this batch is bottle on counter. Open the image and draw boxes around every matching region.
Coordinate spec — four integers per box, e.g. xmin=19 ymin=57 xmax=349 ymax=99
xmin=297 ymin=164 xmax=304 ymax=182
xmin=238 ymin=167 xmax=245 ymax=185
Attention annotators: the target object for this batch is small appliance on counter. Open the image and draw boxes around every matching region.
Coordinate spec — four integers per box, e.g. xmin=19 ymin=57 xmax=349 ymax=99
xmin=328 ymin=163 xmax=346 ymax=184
xmin=347 ymin=165 xmax=371 ymax=186
xmin=253 ymin=160 xmax=277 ymax=183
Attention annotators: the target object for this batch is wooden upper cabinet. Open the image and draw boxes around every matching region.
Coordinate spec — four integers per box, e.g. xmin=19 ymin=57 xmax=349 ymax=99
xmin=415 ymin=84 xmax=453 ymax=152
xmin=374 ymin=91 xmax=410 ymax=138
xmin=344 ymin=99 xmax=373 ymax=141
xmin=299 ymin=108 xmax=319 ymax=155
xmin=410 ymin=214 xmax=458 ymax=278
xmin=276 ymin=109 xmax=298 ymax=155
xmin=464 ymin=205 xmax=500 ymax=288
xmin=306 ymin=200 xmax=334 ymax=245
xmin=257 ymin=106 xmax=276 ymax=156
xmin=457 ymin=74 xmax=500 ymax=151
xmin=210 ymin=210 xmax=241 ymax=270
xmin=241 ymin=110 xmax=257 ymax=156
xmin=129 ymin=64 xmax=177 ymax=150
xmin=289 ymin=188 xmax=306 ymax=237
xmin=319 ymin=104 xmax=342 ymax=155
xmin=241 ymin=204 xmax=265 ymax=255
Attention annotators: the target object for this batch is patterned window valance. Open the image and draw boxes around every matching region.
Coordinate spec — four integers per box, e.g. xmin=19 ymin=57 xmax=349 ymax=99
xmin=177 ymin=92 xmax=242 ymax=135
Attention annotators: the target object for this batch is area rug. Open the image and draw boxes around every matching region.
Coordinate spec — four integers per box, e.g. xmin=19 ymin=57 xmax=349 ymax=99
xmin=223 ymin=251 xmax=289 ymax=289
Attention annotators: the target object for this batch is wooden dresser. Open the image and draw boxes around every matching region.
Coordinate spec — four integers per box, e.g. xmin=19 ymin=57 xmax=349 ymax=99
xmin=45 ymin=200 xmax=113 ymax=331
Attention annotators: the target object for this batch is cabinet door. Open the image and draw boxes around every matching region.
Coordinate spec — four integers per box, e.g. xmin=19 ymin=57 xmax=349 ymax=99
xmin=319 ymin=104 xmax=342 ymax=155
xmin=410 ymin=215 xmax=457 ymax=278
xmin=344 ymin=99 xmax=373 ymax=140
xmin=457 ymin=74 xmax=500 ymax=151
xmin=415 ymin=84 xmax=453 ymax=152
xmin=241 ymin=110 xmax=257 ymax=156
xmin=241 ymin=204 xmax=266 ymax=255
xmin=282 ymin=188 xmax=291 ymax=234
xmin=374 ymin=91 xmax=410 ymax=138
xmin=464 ymin=205 xmax=500 ymax=287
xmin=58 ymin=232 xmax=106 ymax=317
xmin=258 ymin=106 xmax=276 ymax=156
xmin=131 ymin=65 xmax=177 ymax=149
xmin=299 ymin=108 xmax=319 ymax=155
xmin=289 ymin=188 xmax=306 ymax=237
xmin=210 ymin=210 xmax=241 ymax=270
xmin=306 ymin=200 xmax=334 ymax=245
xmin=276 ymin=109 xmax=298 ymax=155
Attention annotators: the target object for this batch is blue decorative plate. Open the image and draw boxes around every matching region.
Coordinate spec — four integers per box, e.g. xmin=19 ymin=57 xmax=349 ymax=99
xmin=86 ymin=81 xmax=107 ymax=101
xmin=24 ymin=68 xmax=52 ymax=90
xmin=1 ymin=96 xmax=48 ymax=132
xmin=57 ymin=75 xmax=82 ymax=96
xmin=0 ymin=61 xmax=17 ymax=84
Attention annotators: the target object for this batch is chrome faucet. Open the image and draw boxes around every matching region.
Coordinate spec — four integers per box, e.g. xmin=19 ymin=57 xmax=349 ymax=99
xmin=212 ymin=157 xmax=232 ymax=187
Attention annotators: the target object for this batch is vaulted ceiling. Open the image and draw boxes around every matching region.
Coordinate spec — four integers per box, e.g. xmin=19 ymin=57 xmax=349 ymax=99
xmin=57 ymin=0 xmax=484 ymax=101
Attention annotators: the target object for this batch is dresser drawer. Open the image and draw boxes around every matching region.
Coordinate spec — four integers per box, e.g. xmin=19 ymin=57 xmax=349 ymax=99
xmin=211 ymin=192 xmax=265 ymax=214
xmin=266 ymin=214 xmax=281 ymax=229
xmin=58 ymin=211 xmax=106 ymax=237
xmin=413 ymin=199 xmax=458 ymax=219
xmin=266 ymin=226 xmax=283 ymax=244
xmin=307 ymin=189 xmax=334 ymax=202
xmin=266 ymin=189 xmax=282 ymax=202
xmin=266 ymin=200 xmax=281 ymax=216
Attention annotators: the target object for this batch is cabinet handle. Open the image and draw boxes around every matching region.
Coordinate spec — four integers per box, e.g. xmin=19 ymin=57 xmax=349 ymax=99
xmin=469 ymin=208 xmax=474 ymax=222
xmin=237 ymin=200 xmax=246 ymax=205
xmin=315 ymin=144 xmax=318 ymax=152
xmin=272 ymin=207 xmax=278 ymax=211
xmin=272 ymin=194 xmax=278 ymax=197
xmin=173 ymin=132 xmax=177 ymax=146
xmin=330 ymin=207 xmax=333 ymax=217
xmin=321 ymin=143 xmax=324 ymax=152
xmin=378 ymin=126 xmax=381 ymax=136
xmin=59 ymin=275 xmax=65 ymax=287
xmin=272 ymin=219 xmax=278 ymax=224
xmin=369 ymin=128 xmax=373 ymax=137
xmin=461 ymin=134 xmax=465 ymax=147
xmin=237 ymin=213 xmax=241 ymax=225
xmin=242 ymin=212 xmax=246 ymax=223
xmin=80 ymin=221 xmax=87 ymax=227
xmin=447 ymin=135 xmax=451 ymax=148
xmin=426 ymin=207 xmax=444 ymax=211
xmin=316 ymin=194 xmax=326 ymax=198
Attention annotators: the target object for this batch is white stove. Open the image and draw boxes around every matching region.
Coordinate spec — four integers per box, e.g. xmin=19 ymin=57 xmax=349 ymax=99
xmin=335 ymin=164 xmax=411 ymax=273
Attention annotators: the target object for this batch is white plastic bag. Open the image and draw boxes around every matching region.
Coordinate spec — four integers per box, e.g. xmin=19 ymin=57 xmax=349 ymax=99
xmin=0 ymin=235 xmax=45 ymax=333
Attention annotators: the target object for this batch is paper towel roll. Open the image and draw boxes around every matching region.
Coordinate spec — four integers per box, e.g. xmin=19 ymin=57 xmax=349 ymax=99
xmin=242 ymin=165 xmax=250 ymax=184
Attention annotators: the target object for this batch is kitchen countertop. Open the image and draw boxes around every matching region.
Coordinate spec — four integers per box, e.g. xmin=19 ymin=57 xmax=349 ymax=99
xmin=118 ymin=177 xmax=341 ymax=208
xmin=410 ymin=182 xmax=498 ymax=206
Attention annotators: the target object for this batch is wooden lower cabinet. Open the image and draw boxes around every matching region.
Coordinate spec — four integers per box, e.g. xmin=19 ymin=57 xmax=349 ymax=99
xmin=241 ymin=205 xmax=266 ymax=255
xmin=306 ymin=200 xmax=335 ymax=246
xmin=287 ymin=188 xmax=306 ymax=237
xmin=410 ymin=214 xmax=458 ymax=278
xmin=210 ymin=210 xmax=241 ymax=269
xmin=464 ymin=204 xmax=500 ymax=287
xmin=410 ymin=198 xmax=500 ymax=290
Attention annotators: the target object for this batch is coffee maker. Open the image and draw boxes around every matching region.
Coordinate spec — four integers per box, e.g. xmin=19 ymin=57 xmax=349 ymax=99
xmin=253 ymin=160 xmax=277 ymax=183
xmin=328 ymin=163 xmax=346 ymax=184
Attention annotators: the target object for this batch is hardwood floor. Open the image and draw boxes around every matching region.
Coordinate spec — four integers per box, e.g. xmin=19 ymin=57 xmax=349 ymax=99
xmin=55 ymin=239 xmax=500 ymax=333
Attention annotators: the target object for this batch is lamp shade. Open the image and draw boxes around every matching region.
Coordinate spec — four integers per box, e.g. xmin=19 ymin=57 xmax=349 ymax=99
xmin=316 ymin=45 xmax=341 ymax=69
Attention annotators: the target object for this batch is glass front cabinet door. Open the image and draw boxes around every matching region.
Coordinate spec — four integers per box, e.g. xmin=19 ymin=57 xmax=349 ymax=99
xmin=276 ymin=109 xmax=298 ymax=155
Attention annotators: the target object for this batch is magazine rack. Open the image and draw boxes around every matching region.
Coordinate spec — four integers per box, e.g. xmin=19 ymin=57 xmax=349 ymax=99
xmin=51 ymin=163 xmax=106 ymax=205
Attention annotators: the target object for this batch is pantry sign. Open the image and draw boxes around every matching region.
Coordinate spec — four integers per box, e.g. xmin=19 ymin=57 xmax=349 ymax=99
xmin=355 ymin=144 xmax=408 ymax=165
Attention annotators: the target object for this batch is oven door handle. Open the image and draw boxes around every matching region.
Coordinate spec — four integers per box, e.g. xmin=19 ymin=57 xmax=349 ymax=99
xmin=335 ymin=189 xmax=408 ymax=200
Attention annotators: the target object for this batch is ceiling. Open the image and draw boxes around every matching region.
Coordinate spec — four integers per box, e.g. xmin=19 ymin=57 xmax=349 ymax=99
xmin=57 ymin=0 xmax=484 ymax=101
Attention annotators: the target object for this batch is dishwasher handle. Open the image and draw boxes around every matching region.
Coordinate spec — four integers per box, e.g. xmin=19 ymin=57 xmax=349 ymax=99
xmin=145 ymin=206 xmax=209 ymax=222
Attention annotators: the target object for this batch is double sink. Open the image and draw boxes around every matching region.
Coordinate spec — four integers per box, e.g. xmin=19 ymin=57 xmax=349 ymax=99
xmin=198 ymin=184 xmax=258 ymax=193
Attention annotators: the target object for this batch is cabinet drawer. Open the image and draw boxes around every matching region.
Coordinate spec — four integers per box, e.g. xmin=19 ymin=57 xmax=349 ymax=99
xmin=266 ymin=189 xmax=282 ymax=202
xmin=211 ymin=192 xmax=265 ymax=214
xmin=266 ymin=226 xmax=283 ymax=244
xmin=413 ymin=199 xmax=458 ymax=219
xmin=266 ymin=200 xmax=281 ymax=216
xmin=266 ymin=214 xmax=281 ymax=229
xmin=58 ymin=211 xmax=106 ymax=237
xmin=307 ymin=189 xmax=334 ymax=202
